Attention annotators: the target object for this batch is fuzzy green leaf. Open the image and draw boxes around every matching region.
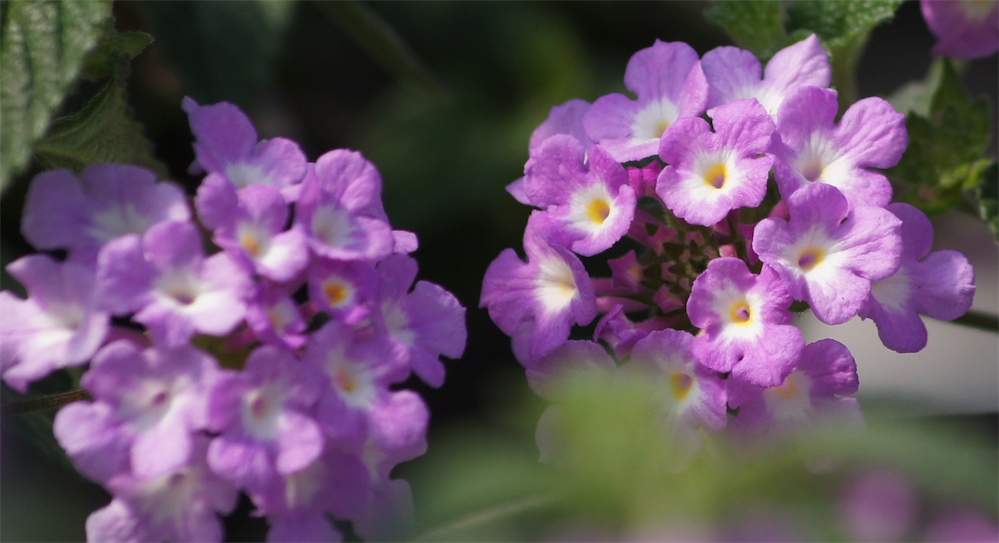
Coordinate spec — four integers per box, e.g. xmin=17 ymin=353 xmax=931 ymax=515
xmin=81 ymin=24 xmax=153 ymax=81
xmin=704 ymin=0 xmax=787 ymax=61
xmin=785 ymin=0 xmax=904 ymax=50
xmin=887 ymin=60 xmax=991 ymax=213
xmin=34 ymin=69 xmax=166 ymax=177
xmin=0 ymin=0 xmax=112 ymax=194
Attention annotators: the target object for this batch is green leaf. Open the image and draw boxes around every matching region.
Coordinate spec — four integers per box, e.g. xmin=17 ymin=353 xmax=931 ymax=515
xmin=886 ymin=60 xmax=991 ymax=213
xmin=704 ymin=0 xmax=787 ymax=61
xmin=0 ymin=0 xmax=112 ymax=194
xmin=785 ymin=0 xmax=904 ymax=50
xmin=34 ymin=67 xmax=166 ymax=177
xmin=81 ymin=22 xmax=153 ymax=81
xmin=975 ymin=162 xmax=999 ymax=240
xmin=786 ymin=0 xmax=904 ymax=107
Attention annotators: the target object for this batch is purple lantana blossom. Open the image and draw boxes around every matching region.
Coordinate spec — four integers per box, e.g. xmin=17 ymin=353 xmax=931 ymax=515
xmin=376 ymin=255 xmax=467 ymax=388
xmin=183 ymin=97 xmax=307 ymax=201
xmin=773 ymin=87 xmax=907 ymax=209
xmin=921 ymin=0 xmax=999 ymax=60
xmin=753 ymin=183 xmax=903 ymax=325
xmin=207 ymin=345 xmax=325 ymax=494
xmin=583 ymin=40 xmax=709 ymax=162
xmin=85 ymin=437 xmax=237 ymax=543
xmin=687 ymin=258 xmax=803 ymax=387
xmin=304 ymin=320 xmax=394 ymax=443
xmin=21 ymin=164 xmax=190 ymax=263
xmin=0 ymin=255 xmax=109 ymax=392
xmin=244 ymin=282 xmax=308 ymax=350
xmin=701 ymin=34 xmax=831 ymax=115
xmin=656 ymin=98 xmax=775 ymax=226
xmin=96 ymin=220 xmax=251 ymax=348
xmin=524 ymin=135 xmax=637 ymax=255
xmin=308 ymin=258 xmax=378 ymax=325
xmin=728 ymin=339 xmax=862 ymax=439
xmin=481 ymin=214 xmax=597 ymax=364
xmin=859 ymin=203 xmax=976 ymax=353
xmin=295 ymin=151 xmax=395 ymax=262
xmin=196 ymin=175 xmax=309 ymax=282
xmin=55 ymin=341 xmax=220 ymax=480
xmin=509 ymin=99 xmax=594 ymax=204
xmin=623 ymin=329 xmax=727 ymax=464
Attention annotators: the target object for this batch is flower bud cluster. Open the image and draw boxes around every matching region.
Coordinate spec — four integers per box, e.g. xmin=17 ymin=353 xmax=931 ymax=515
xmin=481 ymin=36 xmax=975 ymax=459
xmin=1 ymin=99 xmax=466 ymax=541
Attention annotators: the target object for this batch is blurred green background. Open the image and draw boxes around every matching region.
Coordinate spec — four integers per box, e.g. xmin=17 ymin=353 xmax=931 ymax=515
xmin=1 ymin=1 xmax=996 ymax=541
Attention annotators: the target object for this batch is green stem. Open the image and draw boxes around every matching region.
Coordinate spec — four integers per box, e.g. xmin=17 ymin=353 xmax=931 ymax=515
xmin=946 ymin=310 xmax=999 ymax=333
xmin=410 ymin=494 xmax=558 ymax=542
xmin=1 ymin=389 xmax=90 ymax=415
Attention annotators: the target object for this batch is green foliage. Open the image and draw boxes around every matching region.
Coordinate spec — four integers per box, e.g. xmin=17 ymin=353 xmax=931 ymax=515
xmin=0 ymin=0 xmax=112 ymax=194
xmin=705 ymin=0 xmax=904 ymax=106
xmin=887 ymin=60 xmax=993 ymax=214
xmin=81 ymin=22 xmax=153 ymax=81
xmin=407 ymin=372 xmax=999 ymax=541
xmin=34 ymin=67 xmax=165 ymax=177
xmin=704 ymin=1 xmax=787 ymax=61
xmin=139 ymin=1 xmax=294 ymax=107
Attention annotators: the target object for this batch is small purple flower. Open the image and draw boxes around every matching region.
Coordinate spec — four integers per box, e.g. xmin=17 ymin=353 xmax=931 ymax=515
xmin=656 ymin=98 xmax=775 ymax=226
xmin=96 ymin=220 xmax=251 ymax=348
xmin=308 ymin=258 xmax=378 ymax=325
xmin=509 ymin=99 xmax=596 ymax=205
xmin=524 ymin=136 xmax=637 ymax=255
xmin=773 ymin=87 xmax=906 ymax=209
xmin=481 ymin=213 xmax=597 ymax=364
xmin=196 ymin=175 xmax=309 ymax=282
xmin=55 ymin=341 xmax=220 ymax=480
xmin=0 ymin=255 xmax=109 ymax=392
xmin=859 ymin=203 xmax=976 ymax=353
xmin=304 ymin=321 xmax=393 ymax=443
xmin=922 ymin=0 xmax=999 ymax=60
xmin=244 ymin=282 xmax=308 ymax=350
xmin=728 ymin=339 xmax=862 ymax=438
xmin=753 ymin=183 xmax=903 ymax=325
xmin=84 ymin=437 xmax=237 ymax=543
xmin=838 ymin=470 xmax=920 ymax=542
xmin=295 ymin=151 xmax=394 ymax=262
xmin=21 ymin=164 xmax=190 ymax=262
xmin=687 ymin=258 xmax=803 ymax=387
xmin=583 ymin=40 xmax=709 ymax=162
xmin=624 ymin=330 xmax=727 ymax=463
xmin=376 ymin=254 xmax=466 ymax=388
xmin=183 ymin=97 xmax=307 ymax=201
xmin=701 ymin=34 xmax=831 ymax=115
xmin=207 ymin=345 xmax=324 ymax=494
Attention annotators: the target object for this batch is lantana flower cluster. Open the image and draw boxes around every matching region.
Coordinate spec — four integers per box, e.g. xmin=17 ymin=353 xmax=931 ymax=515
xmin=1 ymin=99 xmax=466 ymax=541
xmin=481 ymin=35 xmax=976 ymax=460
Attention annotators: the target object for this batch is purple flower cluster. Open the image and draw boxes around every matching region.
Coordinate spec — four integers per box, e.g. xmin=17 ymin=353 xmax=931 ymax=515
xmin=482 ymin=36 xmax=976 ymax=458
xmin=1 ymin=99 xmax=466 ymax=541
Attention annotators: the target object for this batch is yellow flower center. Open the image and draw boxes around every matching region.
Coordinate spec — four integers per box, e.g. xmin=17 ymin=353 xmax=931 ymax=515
xmin=334 ymin=368 xmax=357 ymax=394
xmin=670 ymin=372 xmax=693 ymax=401
xmin=704 ymin=163 xmax=727 ymax=189
xmin=654 ymin=118 xmax=671 ymax=138
xmin=774 ymin=375 xmax=800 ymax=401
xmin=729 ymin=300 xmax=752 ymax=325
xmin=323 ymin=282 xmax=349 ymax=306
xmin=797 ymin=248 xmax=825 ymax=271
xmin=587 ymin=198 xmax=612 ymax=225
xmin=240 ymin=232 xmax=262 ymax=258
